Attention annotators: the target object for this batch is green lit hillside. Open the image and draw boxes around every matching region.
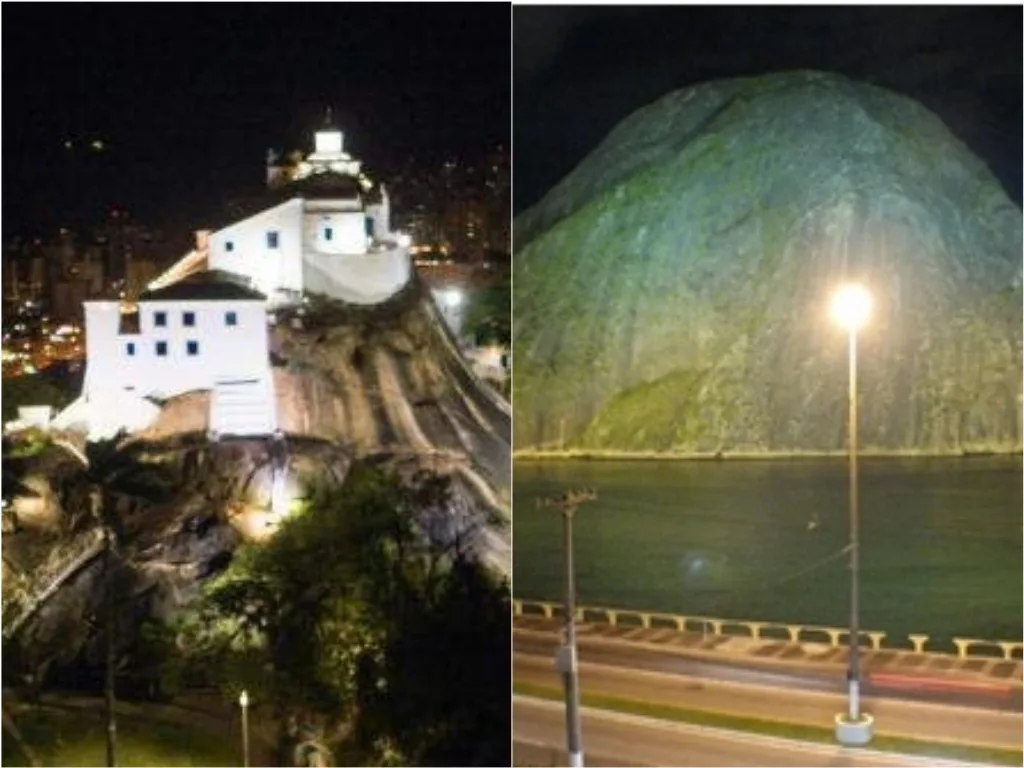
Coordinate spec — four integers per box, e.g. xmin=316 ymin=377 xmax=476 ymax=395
xmin=514 ymin=71 xmax=1022 ymax=454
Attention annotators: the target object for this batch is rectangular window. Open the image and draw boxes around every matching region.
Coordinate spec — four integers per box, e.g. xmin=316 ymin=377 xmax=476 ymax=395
xmin=125 ymin=342 xmax=136 ymax=357
xmin=323 ymin=226 xmax=333 ymax=242
xmin=225 ymin=241 xmax=235 ymax=252
xmin=154 ymin=311 xmax=167 ymax=327
xmin=225 ymin=311 xmax=238 ymax=327
xmin=267 ymin=231 xmax=279 ymax=249
xmin=187 ymin=340 xmax=199 ymax=356
xmin=155 ymin=341 xmax=168 ymax=357
xmin=183 ymin=311 xmax=196 ymax=327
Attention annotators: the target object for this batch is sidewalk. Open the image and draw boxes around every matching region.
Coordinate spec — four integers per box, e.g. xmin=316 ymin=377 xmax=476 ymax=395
xmin=514 ymin=616 xmax=1023 ymax=691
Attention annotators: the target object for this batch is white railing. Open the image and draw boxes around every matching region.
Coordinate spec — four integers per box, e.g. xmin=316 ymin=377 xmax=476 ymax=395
xmin=512 ymin=599 xmax=1023 ymax=661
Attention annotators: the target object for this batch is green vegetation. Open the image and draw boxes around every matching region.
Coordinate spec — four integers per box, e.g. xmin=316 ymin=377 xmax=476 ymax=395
xmin=2 ymin=429 xmax=51 ymax=459
xmin=4 ymin=431 xmax=509 ymax=766
xmin=464 ymin=278 xmax=511 ymax=346
xmin=2 ymin=703 xmax=238 ymax=767
xmin=1 ymin=374 xmax=74 ymax=424
xmin=181 ymin=465 xmax=510 ymax=766
xmin=513 ymin=683 xmax=1024 ymax=767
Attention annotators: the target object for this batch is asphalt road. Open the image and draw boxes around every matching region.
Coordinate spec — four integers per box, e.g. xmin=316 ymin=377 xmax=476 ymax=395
xmin=514 ymin=696 xmax=994 ymax=768
xmin=515 ymin=629 xmax=1022 ymax=711
xmin=514 ymin=635 xmax=1023 ymax=752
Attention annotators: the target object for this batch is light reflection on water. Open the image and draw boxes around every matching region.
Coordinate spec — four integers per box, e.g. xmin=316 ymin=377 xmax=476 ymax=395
xmin=512 ymin=457 xmax=1023 ymax=642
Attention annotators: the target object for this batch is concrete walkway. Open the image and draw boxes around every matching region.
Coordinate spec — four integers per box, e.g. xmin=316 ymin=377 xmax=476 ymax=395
xmin=514 ymin=616 xmax=1023 ymax=690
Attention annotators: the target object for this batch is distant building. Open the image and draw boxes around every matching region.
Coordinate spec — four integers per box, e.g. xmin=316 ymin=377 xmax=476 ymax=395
xmin=51 ymin=280 xmax=90 ymax=322
xmin=391 ymin=150 xmax=511 ymax=263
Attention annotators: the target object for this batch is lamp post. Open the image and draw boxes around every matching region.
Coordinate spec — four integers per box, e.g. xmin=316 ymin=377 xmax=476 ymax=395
xmin=239 ymin=690 xmax=250 ymax=767
xmin=829 ymin=283 xmax=875 ymax=746
xmin=539 ymin=488 xmax=597 ymax=768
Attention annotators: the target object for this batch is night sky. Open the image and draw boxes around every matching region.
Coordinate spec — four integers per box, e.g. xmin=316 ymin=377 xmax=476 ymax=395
xmin=514 ymin=6 xmax=1023 ymax=213
xmin=2 ymin=4 xmax=510 ymax=238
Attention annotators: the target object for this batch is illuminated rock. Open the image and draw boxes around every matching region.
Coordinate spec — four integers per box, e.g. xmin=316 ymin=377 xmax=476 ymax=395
xmin=514 ymin=71 xmax=1022 ymax=454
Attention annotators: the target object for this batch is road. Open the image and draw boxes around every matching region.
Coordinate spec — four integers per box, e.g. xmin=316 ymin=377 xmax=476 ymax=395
xmin=514 ymin=697 xmax=994 ymax=767
xmin=515 ymin=632 xmax=1023 ymax=752
xmin=516 ymin=630 xmax=1021 ymax=711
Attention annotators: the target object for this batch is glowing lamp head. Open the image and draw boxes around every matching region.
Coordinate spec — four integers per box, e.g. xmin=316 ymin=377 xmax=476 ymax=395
xmin=440 ymin=288 xmax=463 ymax=309
xmin=239 ymin=690 xmax=249 ymax=708
xmin=830 ymin=284 xmax=872 ymax=332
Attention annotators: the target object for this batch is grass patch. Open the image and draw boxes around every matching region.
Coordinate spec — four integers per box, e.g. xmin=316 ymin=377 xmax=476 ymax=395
xmin=514 ymin=681 xmax=1024 ymax=767
xmin=2 ymin=703 xmax=239 ymax=767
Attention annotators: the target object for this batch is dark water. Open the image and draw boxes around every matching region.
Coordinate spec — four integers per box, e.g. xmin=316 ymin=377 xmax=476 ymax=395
xmin=513 ymin=458 xmax=1023 ymax=644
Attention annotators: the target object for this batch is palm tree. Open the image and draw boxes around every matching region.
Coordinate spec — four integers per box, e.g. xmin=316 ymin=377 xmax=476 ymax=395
xmin=63 ymin=434 xmax=173 ymax=767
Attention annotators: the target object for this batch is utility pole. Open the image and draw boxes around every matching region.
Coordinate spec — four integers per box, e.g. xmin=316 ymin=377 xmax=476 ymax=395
xmin=538 ymin=488 xmax=597 ymax=768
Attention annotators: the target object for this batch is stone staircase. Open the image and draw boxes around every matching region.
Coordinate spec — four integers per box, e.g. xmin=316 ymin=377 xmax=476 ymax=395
xmin=209 ymin=378 xmax=277 ymax=437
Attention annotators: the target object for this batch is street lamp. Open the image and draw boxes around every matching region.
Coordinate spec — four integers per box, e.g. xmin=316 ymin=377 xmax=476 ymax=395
xmin=829 ymin=283 xmax=875 ymax=746
xmin=539 ymin=488 xmax=597 ymax=768
xmin=440 ymin=287 xmax=463 ymax=309
xmin=239 ymin=690 xmax=250 ymax=767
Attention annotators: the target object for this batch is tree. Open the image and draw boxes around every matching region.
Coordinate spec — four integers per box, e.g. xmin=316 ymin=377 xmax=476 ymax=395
xmin=352 ymin=547 xmax=510 ymax=765
xmin=184 ymin=463 xmax=509 ymax=766
xmin=463 ymin=278 xmax=511 ymax=347
xmin=1 ymin=373 xmax=75 ymax=424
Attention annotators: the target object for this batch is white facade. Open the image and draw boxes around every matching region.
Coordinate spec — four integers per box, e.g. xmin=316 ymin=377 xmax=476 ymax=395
xmin=60 ymin=120 xmax=414 ymax=441
xmin=202 ymin=198 xmax=410 ymax=307
xmin=209 ymin=199 xmax=306 ymax=301
xmin=83 ymin=298 xmax=269 ymax=398
xmin=201 ymin=125 xmax=410 ymax=307
xmin=66 ymin=289 xmax=275 ymax=440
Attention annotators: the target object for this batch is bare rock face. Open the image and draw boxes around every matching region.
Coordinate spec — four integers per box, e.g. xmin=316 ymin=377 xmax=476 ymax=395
xmin=269 ymin=280 xmax=511 ymax=501
xmin=136 ymin=392 xmax=211 ymax=441
xmin=514 ymin=71 xmax=1022 ymax=454
xmin=138 ymin=279 xmax=511 ymax=503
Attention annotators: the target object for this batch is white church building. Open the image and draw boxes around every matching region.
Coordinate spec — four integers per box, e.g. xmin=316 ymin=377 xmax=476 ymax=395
xmin=54 ymin=118 xmax=415 ymax=441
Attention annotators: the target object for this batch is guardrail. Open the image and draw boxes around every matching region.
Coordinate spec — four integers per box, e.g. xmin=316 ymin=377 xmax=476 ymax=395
xmin=512 ymin=599 xmax=1023 ymax=661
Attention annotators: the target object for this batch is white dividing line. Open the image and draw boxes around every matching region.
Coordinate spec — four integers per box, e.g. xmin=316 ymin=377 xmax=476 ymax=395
xmin=513 ymin=695 xmax=1002 ymax=768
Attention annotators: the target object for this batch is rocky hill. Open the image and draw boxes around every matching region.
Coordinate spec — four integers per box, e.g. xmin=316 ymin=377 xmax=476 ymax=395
xmin=513 ymin=70 xmax=1022 ymax=454
xmin=140 ymin=276 xmax=510 ymax=506
xmin=2 ymin=276 xmax=510 ymax=677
